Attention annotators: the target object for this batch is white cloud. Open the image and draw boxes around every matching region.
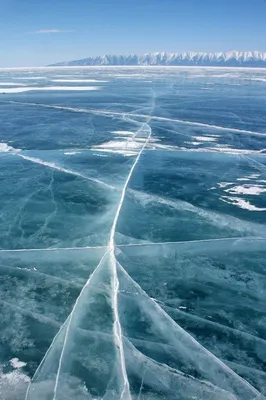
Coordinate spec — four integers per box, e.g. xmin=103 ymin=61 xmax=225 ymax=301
xmin=27 ymin=29 xmax=74 ymax=34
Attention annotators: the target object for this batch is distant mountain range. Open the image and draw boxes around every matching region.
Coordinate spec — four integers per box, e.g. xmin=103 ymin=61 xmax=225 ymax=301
xmin=50 ymin=51 xmax=266 ymax=67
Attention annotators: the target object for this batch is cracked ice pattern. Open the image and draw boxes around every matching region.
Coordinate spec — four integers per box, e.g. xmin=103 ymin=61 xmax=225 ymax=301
xmin=0 ymin=67 xmax=265 ymax=399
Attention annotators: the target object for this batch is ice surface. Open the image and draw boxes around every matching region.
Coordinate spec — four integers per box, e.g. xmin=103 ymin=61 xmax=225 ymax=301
xmin=0 ymin=67 xmax=265 ymax=399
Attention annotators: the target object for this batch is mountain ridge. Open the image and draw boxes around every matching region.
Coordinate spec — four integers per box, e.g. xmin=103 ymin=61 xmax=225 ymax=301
xmin=49 ymin=51 xmax=266 ymax=67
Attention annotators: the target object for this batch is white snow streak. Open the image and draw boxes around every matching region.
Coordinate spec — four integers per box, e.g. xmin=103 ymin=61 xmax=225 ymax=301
xmin=0 ymin=86 xmax=101 ymax=93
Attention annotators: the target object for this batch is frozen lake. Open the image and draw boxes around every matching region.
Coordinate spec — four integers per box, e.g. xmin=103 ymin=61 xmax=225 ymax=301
xmin=0 ymin=67 xmax=265 ymax=399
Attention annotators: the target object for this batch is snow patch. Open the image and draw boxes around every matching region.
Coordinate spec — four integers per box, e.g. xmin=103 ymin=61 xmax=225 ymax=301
xmin=0 ymin=143 xmax=19 ymax=153
xmin=0 ymin=366 xmax=30 ymax=400
xmin=10 ymin=358 xmax=27 ymax=369
xmin=93 ymin=140 xmax=142 ymax=153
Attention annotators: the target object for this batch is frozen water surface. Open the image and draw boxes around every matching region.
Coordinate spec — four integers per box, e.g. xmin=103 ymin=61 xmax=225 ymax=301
xmin=0 ymin=67 xmax=265 ymax=399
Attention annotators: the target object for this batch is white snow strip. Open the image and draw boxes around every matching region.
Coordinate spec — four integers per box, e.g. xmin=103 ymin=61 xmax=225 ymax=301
xmin=0 ymin=86 xmax=101 ymax=93
xmin=207 ymin=146 xmax=262 ymax=155
xmin=0 ymin=82 xmax=26 ymax=86
xmin=94 ymin=140 xmax=142 ymax=152
xmin=92 ymin=148 xmax=136 ymax=156
xmin=246 ymin=78 xmax=266 ymax=83
xmin=225 ymin=184 xmax=266 ymax=195
xmin=161 ymin=145 xmax=264 ymax=156
xmin=51 ymin=79 xmax=107 ymax=83
xmin=249 ymin=174 xmax=261 ymax=178
xmin=194 ymin=136 xmax=218 ymax=142
xmin=221 ymin=196 xmax=266 ymax=211
xmin=111 ymin=130 xmax=134 ymax=136
xmin=15 ymin=77 xmax=47 ymax=80
xmin=185 ymin=141 xmax=201 ymax=146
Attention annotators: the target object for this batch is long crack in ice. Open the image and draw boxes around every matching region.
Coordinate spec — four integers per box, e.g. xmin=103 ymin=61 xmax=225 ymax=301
xmin=104 ymin=90 xmax=155 ymax=399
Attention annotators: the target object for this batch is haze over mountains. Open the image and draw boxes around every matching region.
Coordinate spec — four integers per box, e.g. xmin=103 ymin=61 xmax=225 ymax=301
xmin=50 ymin=51 xmax=266 ymax=67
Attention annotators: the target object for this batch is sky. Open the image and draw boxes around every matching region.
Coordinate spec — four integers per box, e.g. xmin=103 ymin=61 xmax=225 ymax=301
xmin=1 ymin=0 xmax=266 ymax=67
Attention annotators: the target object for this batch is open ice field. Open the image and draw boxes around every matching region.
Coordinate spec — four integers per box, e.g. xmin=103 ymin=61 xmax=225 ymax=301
xmin=0 ymin=66 xmax=266 ymax=399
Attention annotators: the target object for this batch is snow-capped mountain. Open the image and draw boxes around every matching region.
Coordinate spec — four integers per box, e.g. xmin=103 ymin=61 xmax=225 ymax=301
xmin=50 ymin=51 xmax=266 ymax=67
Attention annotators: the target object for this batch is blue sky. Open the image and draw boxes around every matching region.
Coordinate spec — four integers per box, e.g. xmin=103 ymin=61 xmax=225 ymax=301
xmin=1 ymin=0 xmax=266 ymax=67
